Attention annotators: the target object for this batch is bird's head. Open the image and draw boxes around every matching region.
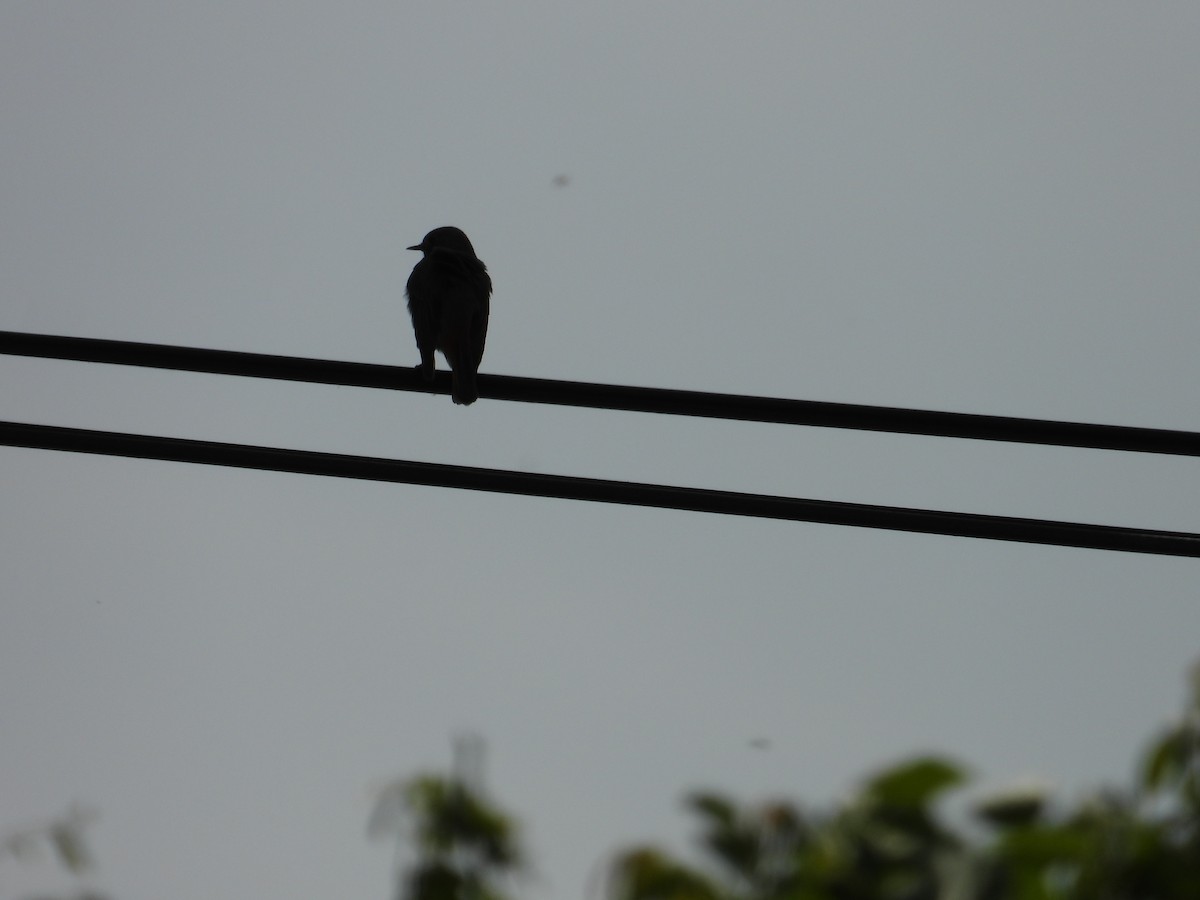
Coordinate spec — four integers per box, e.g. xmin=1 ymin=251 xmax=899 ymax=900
xmin=407 ymin=226 xmax=478 ymax=258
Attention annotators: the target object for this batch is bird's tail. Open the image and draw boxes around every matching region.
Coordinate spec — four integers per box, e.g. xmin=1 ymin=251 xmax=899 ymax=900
xmin=451 ymin=369 xmax=479 ymax=406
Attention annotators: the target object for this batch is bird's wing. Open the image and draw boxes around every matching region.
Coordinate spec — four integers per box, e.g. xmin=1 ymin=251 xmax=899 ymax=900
xmin=405 ymin=260 xmax=440 ymax=351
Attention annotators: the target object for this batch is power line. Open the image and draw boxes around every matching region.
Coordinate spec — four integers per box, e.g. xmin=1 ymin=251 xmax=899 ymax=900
xmin=2 ymin=330 xmax=1198 ymax=456
xmin=2 ymin=420 xmax=1198 ymax=557
xmin=2 ymin=330 xmax=1196 ymax=554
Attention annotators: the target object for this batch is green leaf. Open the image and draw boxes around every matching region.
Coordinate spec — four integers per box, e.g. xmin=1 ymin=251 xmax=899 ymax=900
xmin=706 ymin=829 xmax=759 ymax=878
xmin=610 ymin=847 xmax=720 ymax=900
xmin=407 ymin=861 xmax=462 ymax=900
xmin=863 ymin=757 xmax=967 ymax=809
xmin=997 ymin=824 xmax=1092 ymax=866
xmin=686 ymin=792 xmax=737 ymax=828
xmin=49 ymin=823 xmax=90 ymax=873
xmin=974 ymin=785 xmax=1048 ymax=830
xmin=1141 ymin=725 xmax=1188 ymax=792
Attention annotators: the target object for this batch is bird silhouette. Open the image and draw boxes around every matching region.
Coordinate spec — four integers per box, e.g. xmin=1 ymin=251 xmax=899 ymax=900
xmin=405 ymin=227 xmax=492 ymax=405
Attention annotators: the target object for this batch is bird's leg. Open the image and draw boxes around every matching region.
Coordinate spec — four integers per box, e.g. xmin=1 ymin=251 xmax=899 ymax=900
xmin=417 ymin=346 xmax=437 ymax=382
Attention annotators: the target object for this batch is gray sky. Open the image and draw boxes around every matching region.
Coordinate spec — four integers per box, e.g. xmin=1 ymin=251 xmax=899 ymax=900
xmin=2 ymin=4 xmax=1199 ymax=899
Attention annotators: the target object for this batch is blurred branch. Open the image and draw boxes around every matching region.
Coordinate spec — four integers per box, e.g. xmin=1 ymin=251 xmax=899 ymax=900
xmin=1 ymin=806 xmax=97 ymax=875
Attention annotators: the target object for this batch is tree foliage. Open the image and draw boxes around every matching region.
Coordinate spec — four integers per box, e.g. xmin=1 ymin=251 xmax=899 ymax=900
xmin=606 ymin=666 xmax=1200 ymax=900
xmin=379 ymin=664 xmax=1200 ymax=900
xmin=369 ymin=743 xmax=523 ymax=900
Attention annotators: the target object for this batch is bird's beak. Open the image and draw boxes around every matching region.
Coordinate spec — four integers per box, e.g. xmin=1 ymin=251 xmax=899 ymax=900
xmin=407 ymin=243 xmax=424 ymax=252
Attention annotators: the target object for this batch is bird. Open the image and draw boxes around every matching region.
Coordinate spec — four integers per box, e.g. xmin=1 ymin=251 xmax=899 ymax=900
xmin=405 ymin=226 xmax=492 ymax=405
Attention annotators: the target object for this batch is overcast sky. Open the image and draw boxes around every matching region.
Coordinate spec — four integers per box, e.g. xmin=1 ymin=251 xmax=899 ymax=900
xmin=2 ymin=4 xmax=1199 ymax=899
